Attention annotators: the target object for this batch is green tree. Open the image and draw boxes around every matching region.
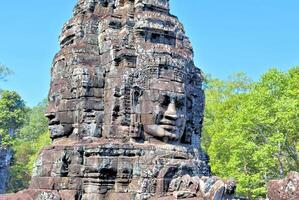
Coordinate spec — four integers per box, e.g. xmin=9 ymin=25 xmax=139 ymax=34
xmin=17 ymin=99 xmax=49 ymax=141
xmin=8 ymin=100 xmax=50 ymax=192
xmin=0 ymin=66 xmax=50 ymax=191
xmin=0 ymin=90 xmax=28 ymax=145
xmin=203 ymin=67 xmax=299 ymax=199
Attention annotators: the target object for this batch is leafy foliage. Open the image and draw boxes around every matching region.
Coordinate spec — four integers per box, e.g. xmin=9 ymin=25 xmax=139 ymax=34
xmin=0 ymin=66 xmax=50 ymax=192
xmin=203 ymin=67 xmax=299 ymax=199
xmin=7 ymin=100 xmax=50 ymax=192
xmin=0 ymin=90 xmax=28 ymax=145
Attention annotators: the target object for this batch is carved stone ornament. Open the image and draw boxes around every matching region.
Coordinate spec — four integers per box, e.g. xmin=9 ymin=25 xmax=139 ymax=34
xmin=0 ymin=0 xmax=237 ymax=199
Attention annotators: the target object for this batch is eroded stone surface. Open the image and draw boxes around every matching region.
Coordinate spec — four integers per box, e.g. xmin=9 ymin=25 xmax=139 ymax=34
xmin=0 ymin=0 xmax=236 ymax=199
xmin=268 ymin=172 xmax=299 ymax=200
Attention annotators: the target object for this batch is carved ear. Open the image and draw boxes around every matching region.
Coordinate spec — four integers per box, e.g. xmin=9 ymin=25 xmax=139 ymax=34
xmin=132 ymin=85 xmax=143 ymax=106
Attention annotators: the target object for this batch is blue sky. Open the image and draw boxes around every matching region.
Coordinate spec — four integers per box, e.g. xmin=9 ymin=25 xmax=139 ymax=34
xmin=0 ymin=0 xmax=298 ymax=107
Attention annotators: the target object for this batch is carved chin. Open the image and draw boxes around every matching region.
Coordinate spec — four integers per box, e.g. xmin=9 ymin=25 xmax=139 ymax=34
xmin=49 ymin=125 xmax=65 ymax=139
xmin=144 ymin=124 xmax=181 ymax=140
xmin=49 ymin=124 xmax=73 ymax=139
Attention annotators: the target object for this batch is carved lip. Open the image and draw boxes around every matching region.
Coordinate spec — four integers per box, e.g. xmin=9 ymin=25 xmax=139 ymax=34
xmin=159 ymin=124 xmax=176 ymax=131
xmin=159 ymin=118 xmax=177 ymax=132
xmin=159 ymin=119 xmax=176 ymax=126
xmin=48 ymin=119 xmax=60 ymax=126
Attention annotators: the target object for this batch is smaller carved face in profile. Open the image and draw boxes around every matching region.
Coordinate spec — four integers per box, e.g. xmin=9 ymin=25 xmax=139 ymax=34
xmin=45 ymin=110 xmax=63 ymax=139
xmin=139 ymin=79 xmax=187 ymax=142
xmin=45 ymin=94 xmax=63 ymax=139
xmin=46 ymin=91 xmax=74 ymax=139
xmin=46 ymin=105 xmax=74 ymax=139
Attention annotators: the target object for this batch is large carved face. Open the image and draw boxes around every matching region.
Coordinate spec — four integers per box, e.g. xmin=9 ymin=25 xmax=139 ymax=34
xmin=136 ymin=76 xmax=187 ymax=142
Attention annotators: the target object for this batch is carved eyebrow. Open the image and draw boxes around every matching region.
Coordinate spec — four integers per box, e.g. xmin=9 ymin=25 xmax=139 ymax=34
xmin=170 ymin=95 xmax=185 ymax=101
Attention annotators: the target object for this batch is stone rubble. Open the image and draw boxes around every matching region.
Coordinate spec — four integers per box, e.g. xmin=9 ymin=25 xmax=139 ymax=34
xmin=267 ymin=171 xmax=299 ymax=200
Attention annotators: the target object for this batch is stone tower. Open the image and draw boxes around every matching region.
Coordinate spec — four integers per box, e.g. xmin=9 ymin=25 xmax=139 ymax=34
xmin=47 ymin=0 xmax=205 ymax=146
xmin=0 ymin=0 xmax=236 ymax=199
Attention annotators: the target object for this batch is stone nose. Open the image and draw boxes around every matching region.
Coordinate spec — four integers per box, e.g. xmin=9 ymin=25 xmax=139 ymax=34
xmin=45 ymin=112 xmax=60 ymax=125
xmin=45 ymin=112 xmax=56 ymax=120
xmin=164 ymin=100 xmax=178 ymax=120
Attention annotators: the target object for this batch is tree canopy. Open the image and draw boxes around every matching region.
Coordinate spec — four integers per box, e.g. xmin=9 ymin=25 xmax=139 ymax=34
xmin=203 ymin=67 xmax=299 ymax=199
xmin=8 ymin=100 xmax=50 ymax=192
xmin=0 ymin=64 xmax=51 ymax=192
xmin=0 ymin=90 xmax=28 ymax=144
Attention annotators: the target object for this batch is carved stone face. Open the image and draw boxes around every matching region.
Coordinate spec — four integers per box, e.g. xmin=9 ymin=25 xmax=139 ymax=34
xmin=139 ymin=78 xmax=187 ymax=142
xmin=46 ymin=102 xmax=74 ymax=139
